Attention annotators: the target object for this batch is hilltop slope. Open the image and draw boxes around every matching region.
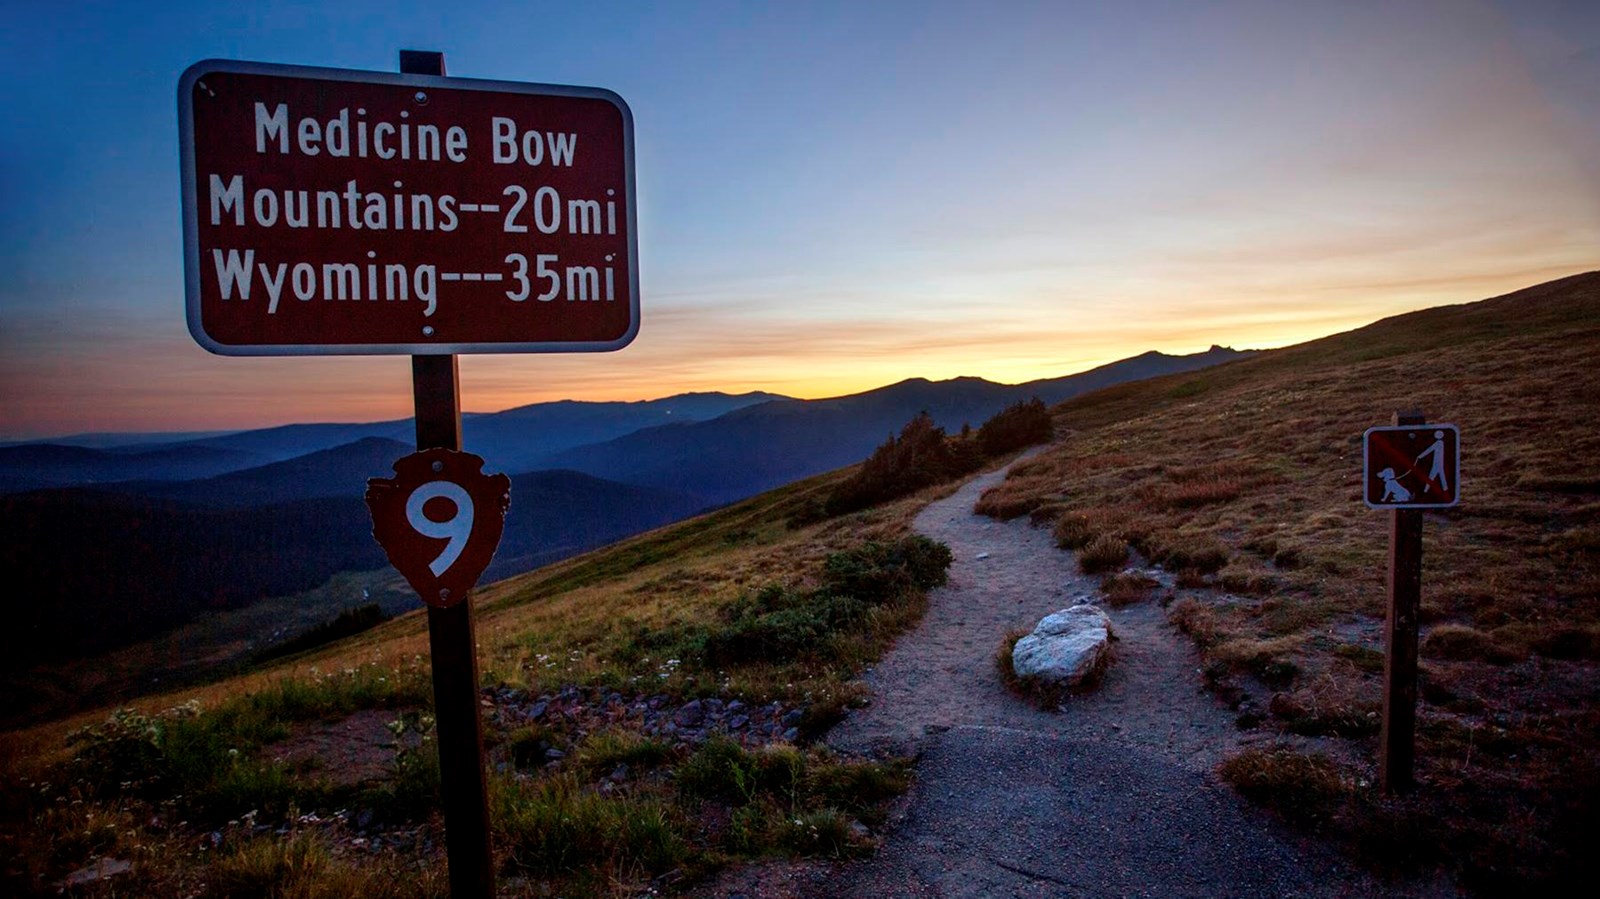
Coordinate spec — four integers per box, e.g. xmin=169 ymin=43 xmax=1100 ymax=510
xmin=977 ymin=270 xmax=1600 ymax=890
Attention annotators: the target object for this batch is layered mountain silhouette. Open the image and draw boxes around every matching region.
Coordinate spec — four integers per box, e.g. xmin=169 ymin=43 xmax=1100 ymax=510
xmin=0 ymin=442 xmax=269 ymax=493
xmin=0 ymin=349 xmax=1245 ymax=671
xmin=1 ymin=463 xmax=704 ymax=670
xmin=539 ymin=347 xmax=1249 ymax=503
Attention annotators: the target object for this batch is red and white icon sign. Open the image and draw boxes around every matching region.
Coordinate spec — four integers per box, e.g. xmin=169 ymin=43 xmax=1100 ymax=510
xmin=367 ymin=449 xmax=511 ymax=606
xmin=1363 ymin=424 xmax=1460 ymax=510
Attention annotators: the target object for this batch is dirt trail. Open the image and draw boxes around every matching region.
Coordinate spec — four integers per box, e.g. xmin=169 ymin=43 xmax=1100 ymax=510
xmin=698 ymin=456 xmax=1402 ymax=898
xmin=828 ymin=457 xmax=1252 ymax=769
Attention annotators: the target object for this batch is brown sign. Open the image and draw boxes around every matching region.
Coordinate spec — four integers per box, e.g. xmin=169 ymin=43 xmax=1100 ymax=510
xmin=1363 ymin=423 xmax=1460 ymax=509
xmin=366 ymin=449 xmax=511 ymax=607
xmin=179 ymin=60 xmax=637 ymax=355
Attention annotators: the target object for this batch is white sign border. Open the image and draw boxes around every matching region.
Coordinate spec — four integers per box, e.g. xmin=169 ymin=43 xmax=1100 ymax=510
xmin=178 ymin=58 xmax=640 ymax=356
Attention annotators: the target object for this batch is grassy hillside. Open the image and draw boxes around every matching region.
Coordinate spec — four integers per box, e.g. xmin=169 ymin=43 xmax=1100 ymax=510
xmin=0 ymin=455 xmax=960 ymax=897
xmin=977 ymin=271 xmax=1600 ymax=891
xmin=3 ymin=272 xmax=1593 ymax=895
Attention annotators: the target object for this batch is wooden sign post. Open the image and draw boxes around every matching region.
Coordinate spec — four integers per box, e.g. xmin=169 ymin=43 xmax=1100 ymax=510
xmin=1363 ymin=411 xmax=1461 ymax=794
xmin=1380 ymin=410 xmax=1425 ymax=793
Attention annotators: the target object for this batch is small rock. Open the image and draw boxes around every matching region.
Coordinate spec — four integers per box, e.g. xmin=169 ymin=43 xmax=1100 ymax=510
xmin=727 ymin=699 xmax=746 ymax=713
xmin=849 ymin=820 xmax=871 ymax=840
xmin=1010 ymin=604 xmax=1112 ymax=689
xmin=781 ymin=709 xmax=804 ymax=727
xmin=976 ymin=552 xmax=990 ymax=560
xmin=729 ymin=715 xmax=750 ymax=730
xmin=675 ymin=699 xmax=705 ymax=727
xmin=58 ymin=858 xmax=132 ymax=888
xmin=781 ymin=727 xmax=800 ymax=743
xmin=526 ymin=701 xmax=548 ymax=720
xmin=1268 ymin=692 xmax=1305 ymax=719
xmin=544 ymin=748 xmax=566 ymax=761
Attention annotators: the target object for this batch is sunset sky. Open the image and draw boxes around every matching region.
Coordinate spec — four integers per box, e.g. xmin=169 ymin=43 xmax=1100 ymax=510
xmin=2 ymin=0 xmax=1597 ymax=440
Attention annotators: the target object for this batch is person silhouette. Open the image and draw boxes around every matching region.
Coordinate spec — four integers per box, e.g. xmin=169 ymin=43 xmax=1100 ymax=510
xmin=1415 ymin=431 xmax=1448 ymax=494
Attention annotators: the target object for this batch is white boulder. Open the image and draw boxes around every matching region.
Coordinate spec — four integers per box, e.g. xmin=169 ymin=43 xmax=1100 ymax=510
xmin=1011 ymin=604 xmax=1111 ymax=688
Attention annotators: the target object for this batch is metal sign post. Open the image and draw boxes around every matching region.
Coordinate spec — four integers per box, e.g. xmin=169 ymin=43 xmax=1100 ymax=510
xmin=1362 ymin=411 xmax=1461 ymax=794
xmin=178 ymin=47 xmax=641 ymax=896
xmin=403 ymin=50 xmax=493 ymax=899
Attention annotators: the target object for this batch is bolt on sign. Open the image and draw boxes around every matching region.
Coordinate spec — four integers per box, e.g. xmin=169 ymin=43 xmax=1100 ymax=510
xmin=178 ymin=60 xmax=638 ymax=355
xmin=366 ymin=449 xmax=511 ymax=607
xmin=1363 ymin=423 xmax=1460 ymax=509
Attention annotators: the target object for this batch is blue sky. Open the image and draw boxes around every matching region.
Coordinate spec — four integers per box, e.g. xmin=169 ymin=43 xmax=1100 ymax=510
xmin=2 ymin=0 xmax=1597 ymax=438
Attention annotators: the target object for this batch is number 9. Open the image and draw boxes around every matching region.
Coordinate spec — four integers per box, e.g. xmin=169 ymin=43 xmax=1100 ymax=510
xmin=405 ymin=481 xmax=475 ymax=576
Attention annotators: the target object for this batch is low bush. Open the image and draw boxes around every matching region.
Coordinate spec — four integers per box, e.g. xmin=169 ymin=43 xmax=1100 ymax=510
xmin=976 ymin=397 xmax=1053 ymax=456
xmin=572 ymin=730 xmax=674 ymax=781
xmin=254 ymin=603 xmax=390 ymax=664
xmin=676 ymin=737 xmax=804 ymax=806
xmin=825 ymin=413 xmax=983 ymax=515
xmin=495 ymin=774 xmax=687 ymax=881
xmin=674 ymin=738 xmax=899 ymax=857
xmin=821 ymin=535 xmax=952 ymax=599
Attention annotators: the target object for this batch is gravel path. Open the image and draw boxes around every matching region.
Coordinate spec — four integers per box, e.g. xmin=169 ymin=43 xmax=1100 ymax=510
xmin=696 ymin=456 xmax=1404 ymax=898
xmin=828 ymin=458 xmax=1252 ymax=769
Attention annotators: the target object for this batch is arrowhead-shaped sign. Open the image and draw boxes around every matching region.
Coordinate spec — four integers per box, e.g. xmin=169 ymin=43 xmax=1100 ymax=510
xmin=366 ymin=449 xmax=511 ymax=608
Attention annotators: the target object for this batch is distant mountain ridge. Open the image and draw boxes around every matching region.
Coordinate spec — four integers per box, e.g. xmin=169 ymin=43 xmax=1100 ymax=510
xmin=0 ymin=465 xmax=706 ymax=674
xmin=0 ymin=391 xmax=788 ymax=495
xmin=538 ymin=346 xmax=1250 ymax=503
xmin=0 ymin=441 xmax=269 ymax=494
xmin=120 ymin=436 xmax=414 ymax=508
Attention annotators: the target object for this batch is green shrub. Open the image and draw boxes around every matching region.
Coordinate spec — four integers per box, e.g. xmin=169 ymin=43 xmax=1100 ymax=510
xmin=64 ymin=706 xmax=171 ymax=791
xmin=821 ymin=536 xmax=952 ymax=600
xmin=495 ymin=775 xmax=686 ymax=879
xmin=573 ymin=730 xmax=674 ymax=780
xmin=676 ymin=737 xmax=803 ymax=806
xmin=254 ymin=603 xmax=390 ymax=663
xmin=806 ymin=757 xmax=911 ymax=815
xmin=508 ymin=724 xmax=554 ymax=770
xmin=976 ymin=398 xmax=1053 ymax=456
xmin=770 ymin=808 xmax=854 ymax=856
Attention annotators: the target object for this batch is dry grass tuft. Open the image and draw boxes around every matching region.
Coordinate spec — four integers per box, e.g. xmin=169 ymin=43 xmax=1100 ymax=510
xmin=1420 ymin=624 xmax=1528 ymax=665
xmin=973 ymin=475 xmax=1055 ymax=520
xmin=1099 ymin=572 xmax=1160 ymax=607
xmin=1077 ymin=535 xmax=1130 ymax=574
xmin=1219 ymin=747 xmax=1348 ymax=828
